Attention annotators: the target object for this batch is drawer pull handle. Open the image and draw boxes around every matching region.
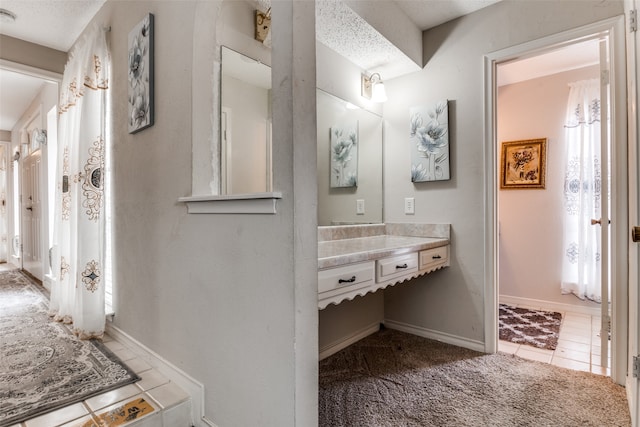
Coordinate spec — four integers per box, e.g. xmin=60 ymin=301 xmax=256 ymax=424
xmin=396 ymin=263 xmax=408 ymax=269
xmin=432 ymin=255 xmax=442 ymax=259
xmin=338 ymin=276 xmax=356 ymax=284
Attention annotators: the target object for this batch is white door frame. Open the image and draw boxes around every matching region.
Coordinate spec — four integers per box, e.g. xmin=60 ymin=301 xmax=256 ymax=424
xmin=624 ymin=1 xmax=639 ymax=424
xmin=0 ymin=142 xmax=10 ymax=263
xmin=483 ymin=16 xmax=628 ymax=385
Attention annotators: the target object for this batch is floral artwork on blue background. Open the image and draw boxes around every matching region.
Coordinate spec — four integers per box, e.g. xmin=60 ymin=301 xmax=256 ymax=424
xmin=410 ymin=101 xmax=450 ymax=182
xmin=128 ymin=13 xmax=154 ymax=134
xmin=330 ymin=124 xmax=358 ymax=188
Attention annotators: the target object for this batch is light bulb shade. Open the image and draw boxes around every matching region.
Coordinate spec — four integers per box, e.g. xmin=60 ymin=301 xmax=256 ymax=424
xmin=371 ymin=82 xmax=387 ymax=102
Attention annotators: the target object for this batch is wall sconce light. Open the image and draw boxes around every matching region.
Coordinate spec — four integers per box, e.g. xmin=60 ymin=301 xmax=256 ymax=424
xmin=361 ymin=72 xmax=387 ymax=103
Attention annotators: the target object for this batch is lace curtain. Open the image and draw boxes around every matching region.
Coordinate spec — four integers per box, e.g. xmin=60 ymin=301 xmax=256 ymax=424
xmin=49 ymin=24 xmax=110 ymax=339
xmin=561 ymin=79 xmax=603 ymax=302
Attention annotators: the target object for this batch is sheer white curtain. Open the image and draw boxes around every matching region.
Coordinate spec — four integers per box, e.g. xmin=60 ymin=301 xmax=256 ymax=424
xmin=561 ymin=79 xmax=602 ymax=302
xmin=49 ymin=24 xmax=110 ymax=339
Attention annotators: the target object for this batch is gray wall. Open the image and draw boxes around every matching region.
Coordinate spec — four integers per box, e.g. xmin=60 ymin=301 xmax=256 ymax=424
xmin=78 ymin=1 xmax=317 ymax=426
xmin=0 ymin=35 xmax=66 ymax=74
xmin=384 ymin=0 xmax=623 ymax=343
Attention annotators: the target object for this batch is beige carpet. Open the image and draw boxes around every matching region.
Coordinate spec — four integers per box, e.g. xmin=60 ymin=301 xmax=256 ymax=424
xmin=319 ymin=328 xmax=630 ymax=427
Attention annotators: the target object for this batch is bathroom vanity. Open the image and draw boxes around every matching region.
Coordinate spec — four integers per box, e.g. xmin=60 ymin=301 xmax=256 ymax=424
xmin=318 ymin=223 xmax=450 ymax=309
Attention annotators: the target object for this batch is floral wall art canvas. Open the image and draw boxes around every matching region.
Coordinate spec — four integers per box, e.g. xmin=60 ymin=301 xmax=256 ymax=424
xmin=330 ymin=124 xmax=358 ymax=188
xmin=500 ymin=138 xmax=547 ymax=189
xmin=410 ymin=101 xmax=450 ymax=182
xmin=128 ymin=13 xmax=154 ymax=134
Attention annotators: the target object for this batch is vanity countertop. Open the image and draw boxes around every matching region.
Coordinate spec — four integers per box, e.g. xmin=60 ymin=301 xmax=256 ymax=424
xmin=318 ymin=235 xmax=449 ymax=270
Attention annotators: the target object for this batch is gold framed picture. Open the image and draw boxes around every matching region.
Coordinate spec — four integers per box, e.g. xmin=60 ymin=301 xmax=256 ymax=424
xmin=500 ymin=138 xmax=547 ymax=189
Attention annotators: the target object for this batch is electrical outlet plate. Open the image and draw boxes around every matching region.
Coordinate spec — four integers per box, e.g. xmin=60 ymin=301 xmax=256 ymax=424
xmin=356 ymin=199 xmax=365 ymax=215
xmin=404 ymin=197 xmax=415 ymax=214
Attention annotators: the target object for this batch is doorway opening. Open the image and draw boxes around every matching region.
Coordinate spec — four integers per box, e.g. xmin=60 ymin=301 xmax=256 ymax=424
xmin=496 ymin=38 xmax=609 ymax=374
xmin=484 ymin=16 xmax=628 ymax=386
xmin=0 ymin=63 xmax=59 ymax=285
xmin=0 ymin=61 xmax=114 ymax=314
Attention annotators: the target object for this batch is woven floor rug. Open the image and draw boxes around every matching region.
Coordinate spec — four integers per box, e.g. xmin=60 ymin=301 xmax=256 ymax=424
xmin=499 ymin=304 xmax=562 ymax=350
xmin=0 ymin=269 xmax=139 ymax=427
xmin=319 ymin=328 xmax=630 ymax=426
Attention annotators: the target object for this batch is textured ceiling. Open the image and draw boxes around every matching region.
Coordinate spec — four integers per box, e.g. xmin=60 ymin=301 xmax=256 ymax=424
xmin=316 ymin=0 xmax=420 ymax=79
xmin=0 ymin=0 xmax=106 ymax=52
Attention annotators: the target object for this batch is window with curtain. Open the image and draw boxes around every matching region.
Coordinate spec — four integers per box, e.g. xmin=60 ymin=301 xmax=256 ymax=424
xmin=48 ymin=24 xmax=110 ymax=339
xmin=561 ymin=78 xmax=604 ymax=302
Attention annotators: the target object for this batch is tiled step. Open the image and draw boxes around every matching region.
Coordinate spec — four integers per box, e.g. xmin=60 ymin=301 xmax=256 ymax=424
xmin=17 ymin=334 xmax=193 ymax=427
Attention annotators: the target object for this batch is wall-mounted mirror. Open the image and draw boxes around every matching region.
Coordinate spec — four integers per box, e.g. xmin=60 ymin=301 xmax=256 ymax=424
xmin=220 ymin=46 xmax=272 ymax=194
xmin=317 ymin=89 xmax=383 ymax=225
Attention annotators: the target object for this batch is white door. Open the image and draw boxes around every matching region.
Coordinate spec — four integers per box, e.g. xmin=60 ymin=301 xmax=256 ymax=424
xmin=21 ymin=150 xmax=42 ymax=280
xmin=625 ymin=1 xmax=640 ymax=424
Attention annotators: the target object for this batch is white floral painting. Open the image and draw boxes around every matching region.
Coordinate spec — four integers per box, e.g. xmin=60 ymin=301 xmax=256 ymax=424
xmin=410 ymin=101 xmax=450 ymax=182
xmin=330 ymin=124 xmax=358 ymax=188
xmin=128 ymin=13 xmax=154 ymax=134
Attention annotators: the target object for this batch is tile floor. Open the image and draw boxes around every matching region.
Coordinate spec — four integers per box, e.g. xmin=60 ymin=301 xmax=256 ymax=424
xmin=10 ymin=333 xmax=192 ymax=427
xmin=1 ymin=262 xmax=192 ymax=426
xmin=498 ymin=305 xmax=611 ymax=377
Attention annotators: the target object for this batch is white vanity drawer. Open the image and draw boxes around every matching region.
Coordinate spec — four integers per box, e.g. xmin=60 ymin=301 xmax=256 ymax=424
xmin=318 ymin=261 xmax=375 ymax=295
xmin=376 ymin=253 xmax=418 ymax=283
xmin=419 ymin=245 xmax=449 ymax=271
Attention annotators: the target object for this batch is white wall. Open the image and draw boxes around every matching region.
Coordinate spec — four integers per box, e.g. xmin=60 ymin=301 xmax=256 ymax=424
xmin=498 ymin=65 xmax=601 ymax=309
xmin=383 ymin=1 xmax=623 ymax=344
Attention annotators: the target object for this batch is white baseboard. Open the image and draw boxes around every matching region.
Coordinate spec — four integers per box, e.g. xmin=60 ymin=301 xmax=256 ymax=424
xmin=383 ymin=319 xmax=486 ymax=353
xmin=106 ymin=323 xmax=207 ymax=427
xmin=499 ymin=295 xmax=601 ymax=317
xmin=319 ymin=322 xmax=380 ymax=360
xmin=43 ymin=274 xmax=54 ymax=292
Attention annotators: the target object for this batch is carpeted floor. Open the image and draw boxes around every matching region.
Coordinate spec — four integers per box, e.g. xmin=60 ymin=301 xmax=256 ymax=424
xmin=0 ymin=269 xmax=139 ymax=427
xmin=499 ymin=304 xmax=562 ymax=350
xmin=319 ymin=328 xmax=630 ymax=427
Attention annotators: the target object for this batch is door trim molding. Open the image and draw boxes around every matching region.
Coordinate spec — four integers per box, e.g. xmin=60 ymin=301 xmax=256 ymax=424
xmin=483 ymin=16 xmax=628 ymax=385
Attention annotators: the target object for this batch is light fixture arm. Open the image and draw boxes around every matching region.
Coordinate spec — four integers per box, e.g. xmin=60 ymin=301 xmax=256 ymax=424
xmin=361 ymin=72 xmax=387 ymax=102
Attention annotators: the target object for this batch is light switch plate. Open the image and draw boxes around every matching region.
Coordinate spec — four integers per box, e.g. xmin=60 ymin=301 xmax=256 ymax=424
xmin=404 ymin=197 xmax=415 ymax=215
xmin=356 ymin=199 xmax=365 ymax=215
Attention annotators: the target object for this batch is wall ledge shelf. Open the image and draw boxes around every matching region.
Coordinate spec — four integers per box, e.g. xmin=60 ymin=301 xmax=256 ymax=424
xmin=178 ymin=192 xmax=282 ymax=214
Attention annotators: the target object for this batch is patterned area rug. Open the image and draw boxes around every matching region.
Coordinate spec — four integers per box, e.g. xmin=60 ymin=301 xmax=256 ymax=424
xmin=0 ymin=270 xmax=139 ymax=427
xmin=499 ymin=304 xmax=562 ymax=350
